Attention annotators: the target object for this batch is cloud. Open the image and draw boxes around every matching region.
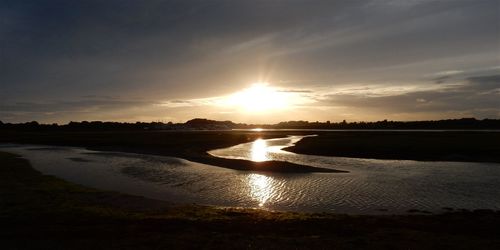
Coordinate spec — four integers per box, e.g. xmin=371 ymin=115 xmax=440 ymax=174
xmin=1 ymin=0 xmax=498 ymax=122
xmin=2 ymin=74 xmax=498 ymax=123
xmin=0 ymin=98 xmax=152 ymax=113
xmin=466 ymin=75 xmax=500 ymax=92
xmin=277 ymin=89 xmax=313 ymax=93
xmin=432 ymin=70 xmax=464 ymax=77
xmin=318 ymin=74 xmax=500 ymax=118
xmin=0 ymin=97 xmax=161 ymax=122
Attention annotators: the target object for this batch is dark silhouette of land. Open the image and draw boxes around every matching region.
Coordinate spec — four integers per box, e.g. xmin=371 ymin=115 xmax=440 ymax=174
xmin=1 ymin=118 xmax=500 ymax=167
xmin=0 ymin=130 xmax=340 ymax=173
xmin=1 ymin=117 xmax=500 ymax=131
xmin=1 ymin=119 xmax=499 ymax=248
xmin=284 ymin=131 xmax=500 ymax=163
xmin=1 ymin=152 xmax=499 ymax=249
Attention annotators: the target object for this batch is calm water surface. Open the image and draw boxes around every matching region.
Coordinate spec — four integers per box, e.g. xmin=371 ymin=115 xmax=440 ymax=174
xmin=2 ymin=136 xmax=500 ymax=214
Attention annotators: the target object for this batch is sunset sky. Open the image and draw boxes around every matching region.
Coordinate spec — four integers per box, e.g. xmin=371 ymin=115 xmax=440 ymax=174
xmin=1 ymin=0 xmax=499 ymax=124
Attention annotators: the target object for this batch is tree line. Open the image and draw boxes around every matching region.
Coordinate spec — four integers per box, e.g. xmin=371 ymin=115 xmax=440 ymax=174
xmin=1 ymin=118 xmax=499 ymax=131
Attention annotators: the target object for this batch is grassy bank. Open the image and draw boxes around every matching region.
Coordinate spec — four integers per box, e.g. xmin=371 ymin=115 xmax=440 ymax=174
xmin=284 ymin=131 xmax=500 ymax=163
xmin=1 ymin=151 xmax=500 ymax=249
xmin=0 ymin=130 xmax=338 ymax=173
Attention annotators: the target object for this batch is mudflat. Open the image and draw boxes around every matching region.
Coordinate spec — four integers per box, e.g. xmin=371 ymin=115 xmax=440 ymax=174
xmin=1 ymin=151 xmax=500 ymax=249
xmin=284 ymin=131 xmax=500 ymax=163
xmin=0 ymin=130 xmax=341 ymax=173
xmin=2 ymin=130 xmax=499 ymax=174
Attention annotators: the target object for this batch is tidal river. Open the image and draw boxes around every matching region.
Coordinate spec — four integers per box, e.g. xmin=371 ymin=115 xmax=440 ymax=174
xmin=2 ymin=135 xmax=500 ymax=214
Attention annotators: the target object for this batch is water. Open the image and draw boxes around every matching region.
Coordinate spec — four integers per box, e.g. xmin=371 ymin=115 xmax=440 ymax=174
xmin=2 ymin=136 xmax=500 ymax=214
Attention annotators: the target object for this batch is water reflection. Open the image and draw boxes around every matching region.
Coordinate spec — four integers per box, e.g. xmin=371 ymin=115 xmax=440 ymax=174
xmin=5 ymin=141 xmax=500 ymax=214
xmin=247 ymin=173 xmax=273 ymax=207
xmin=251 ymin=139 xmax=268 ymax=162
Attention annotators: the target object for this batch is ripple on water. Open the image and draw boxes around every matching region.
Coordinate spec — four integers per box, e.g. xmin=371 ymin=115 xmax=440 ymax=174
xmin=2 ymin=139 xmax=500 ymax=214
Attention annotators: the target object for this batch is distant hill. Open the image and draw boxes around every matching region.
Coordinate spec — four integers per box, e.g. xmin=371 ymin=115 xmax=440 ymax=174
xmin=184 ymin=118 xmax=236 ymax=129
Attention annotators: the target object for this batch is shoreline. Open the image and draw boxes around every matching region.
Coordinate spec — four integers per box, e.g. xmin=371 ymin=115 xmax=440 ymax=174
xmin=6 ymin=144 xmax=496 ymax=215
xmin=2 ymin=151 xmax=500 ymax=249
xmin=283 ymin=131 xmax=500 ymax=164
xmin=0 ymin=130 xmax=344 ymax=173
xmin=1 ymin=130 xmax=500 ymax=175
xmin=88 ymin=146 xmax=344 ymax=173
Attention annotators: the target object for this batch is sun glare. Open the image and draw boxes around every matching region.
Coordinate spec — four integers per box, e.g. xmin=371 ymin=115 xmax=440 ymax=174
xmin=251 ymin=138 xmax=268 ymax=162
xmin=247 ymin=173 xmax=273 ymax=207
xmin=228 ymin=83 xmax=290 ymax=113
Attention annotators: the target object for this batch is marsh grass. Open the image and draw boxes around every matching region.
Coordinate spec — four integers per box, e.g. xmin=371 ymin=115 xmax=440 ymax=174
xmin=284 ymin=131 xmax=500 ymax=163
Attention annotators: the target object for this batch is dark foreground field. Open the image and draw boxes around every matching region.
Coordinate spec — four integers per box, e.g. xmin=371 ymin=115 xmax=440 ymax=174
xmin=285 ymin=131 xmax=500 ymax=163
xmin=1 ymin=151 xmax=500 ymax=249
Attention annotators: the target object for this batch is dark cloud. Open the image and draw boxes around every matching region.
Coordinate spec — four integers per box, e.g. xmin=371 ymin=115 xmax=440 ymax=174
xmin=0 ymin=0 xmax=498 ymax=122
xmin=433 ymin=75 xmax=452 ymax=84
xmin=170 ymin=100 xmax=192 ymax=104
xmin=0 ymin=98 xmax=154 ymax=115
xmin=466 ymin=75 xmax=500 ymax=91
xmin=321 ymin=74 xmax=500 ymax=118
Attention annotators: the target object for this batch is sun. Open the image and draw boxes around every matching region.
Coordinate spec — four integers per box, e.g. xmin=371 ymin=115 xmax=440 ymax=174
xmin=228 ymin=82 xmax=290 ymax=113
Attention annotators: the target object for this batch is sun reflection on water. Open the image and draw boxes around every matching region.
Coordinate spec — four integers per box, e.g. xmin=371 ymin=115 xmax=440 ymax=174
xmin=247 ymin=173 xmax=273 ymax=207
xmin=251 ymin=139 xmax=268 ymax=162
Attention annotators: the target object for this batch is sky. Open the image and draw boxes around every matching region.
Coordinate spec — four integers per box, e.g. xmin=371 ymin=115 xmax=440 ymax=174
xmin=1 ymin=0 xmax=499 ymax=124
